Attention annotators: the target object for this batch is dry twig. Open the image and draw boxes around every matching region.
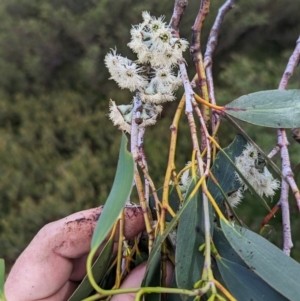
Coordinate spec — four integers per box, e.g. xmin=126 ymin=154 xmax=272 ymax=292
xmin=277 ymin=35 xmax=300 ymax=255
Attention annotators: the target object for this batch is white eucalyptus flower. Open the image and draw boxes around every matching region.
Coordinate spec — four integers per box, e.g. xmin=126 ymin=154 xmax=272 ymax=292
xmin=171 ymin=38 xmax=189 ymax=52
xmin=108 ymin=100 xmax=131 ymax=133
xmin=117 ymin=63 xmax=148 ymax=92
xmin=141 ymin=11 xmax=152 ymax=24
xmin=148 ymin=16 xmax=166 ymax=33
xmin=109 ymin=100 xmax=163 ymax=131
xmin=105 ymin=50 xmax=148 ymax=92
xmin=139 ymin=103 xmax=162 ymax=128
xmin=140 ymin=91 xmax=175 ymax=104
xmin=235 ymin=143 xmax=280 ymax=198
xmin=227 ymin=188 xmax=243 ymax=208
xmin=136 ymin=48 xmax=154 ymax=65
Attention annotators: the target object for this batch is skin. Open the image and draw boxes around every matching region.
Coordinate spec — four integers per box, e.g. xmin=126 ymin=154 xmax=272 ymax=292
xmin=4 ymin=206 xmax=150 ymax=301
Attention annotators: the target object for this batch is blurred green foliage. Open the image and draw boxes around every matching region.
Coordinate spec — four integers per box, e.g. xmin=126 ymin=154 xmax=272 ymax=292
xmin=0 ymin=0 xmax=299 ymax=270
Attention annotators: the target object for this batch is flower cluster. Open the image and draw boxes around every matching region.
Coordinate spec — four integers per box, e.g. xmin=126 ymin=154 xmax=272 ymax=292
xmin=127 ymin=11 xmax=188 ymax=68
xmin=105 ymin=49 xmax=148 ymax=92
xmin=231 ymin=143 xmax=280 ymax=207
xmin=108 ymin=99 xmax=162 ymax=133
xmin=105 ymin=12 xmax=189 ymax=132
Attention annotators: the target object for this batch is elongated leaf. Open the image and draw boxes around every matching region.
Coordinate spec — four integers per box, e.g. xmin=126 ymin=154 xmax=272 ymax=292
xmin=68 ymin=238 xmax=114 ymax=301
xmin=213 ymin=227 xmax=247 ymax=267
xmin=91 ymin=133 xmax=134 ymax=250
xmin=224 ymin=89 xmax=300 ymax=128
xmin=175 ymin=178 xmax=205 ymax=298
xmin=224 ymin=114 xmax=283 ymax=179
xmin=217 ymin=257 xmax=288 ymax=301
xmin=0 ymin=259 xmax=5 ymax=301
xmin=142 ymin=238 xmax=161 ymax=301
xmin=208 ymin=134 xmax=246 ymax=208
xmin=149 ymin=186 xmax=180 ymax=222
xmin=221 ymin=219 xmax=300 ymax=300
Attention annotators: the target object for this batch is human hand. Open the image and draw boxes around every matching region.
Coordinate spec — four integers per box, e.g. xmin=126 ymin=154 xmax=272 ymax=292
xmin=4 ymin=206 xmax=151 ymax=301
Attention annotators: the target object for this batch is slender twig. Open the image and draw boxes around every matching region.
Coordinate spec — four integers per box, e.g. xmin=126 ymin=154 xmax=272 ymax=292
xmin=115 ymin=211 xmax=124 ymax=288
xmin=137 ymin=128 xmax=162 ymax=221
xmin=279 ymin=36 xmax=300 ymax=88
xmin=261 ymin=201 xmax=280 ymax=229
xmin=169 ymin=0 xmax=188 ymax=37
xmin=267 ymin=145 xmax=280 ymax=158
xmin=161 ymin=0 xmax=189 ymax=230
xmin=138 ymin=128 xmax=149 ymax=204
xmin=192 ymin=101 xmax=211 ymax=176
xmin=204 ymin=0 xmax=235 ymax=134
xmin=191 ymin=0 xmax=211 ymax=151
xmin=180 ymin=57 xmax=216 ymax=292
xmin=130 ymin=94 xmax=142 ymax=162
xmin=179 ymin=61 xmax=194 ymax=113
xmin=204 ymin=0 xmax=235 ymax=68
xmin=280 ymin=180 xmax=293 ymax=255
xmin=160 ymin=96 xmax=185 ymax=289
xmin=277 ymin=35 xmax=300 ymax=255
xmin=131 ymin=93 xmax=154 ymax=252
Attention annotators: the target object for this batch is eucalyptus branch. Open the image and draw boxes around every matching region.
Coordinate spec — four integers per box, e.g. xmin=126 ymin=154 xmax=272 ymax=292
xmin=137 ymin=128 xmax=162 ymax=221
xmin=160 ymin=96 xmax=185 ymax=290
xmin=100 ymin=6 xmax=300 ymax=300
xmin=180 ymin=58 xmax=216 ymax=290
xmin=277 ymin=35 xmax=300 ymax=254
xmin=157 ymin=0 xmax=189 ymax=234
xmin=130 ymin=93 xmax=142 ymax=162
xmin=131 ymin=93 xmax=154 ymax=252
xmin=261 ymin=201 xmax=280 ymax=229
xmin=279 ymin=180 xmax=293 ymax=255
xmin=179 ymin=61 xmax=194 ymax=113
xmin=204 ymin=0 xmax=235 ymax=134
xmin=169 ymin=0 xmax=188 ymax=36
xmin=115 ymin=212 xmax=124 ymax=287
xmin=138 ymin=128 xmax=149 ymax=203
xmin=279 ymin=36 xmax=300 ymax=89
xmin=192 ymin=102 xmax=211 ymax=175
xmin=136 ymin=159 xmax=162 ymax=220
xmin=191 ymin=0 xmax=210 ymax=50
xmin=191 ymin=0 xmax=211 ymax=151
xmin=204 ymin=0 xmax=235 ymax=68
xmin=267 ymin=145 xmax=280 ymax=158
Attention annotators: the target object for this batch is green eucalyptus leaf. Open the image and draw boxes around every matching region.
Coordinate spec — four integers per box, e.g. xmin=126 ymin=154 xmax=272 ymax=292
xmin=224 ymin=89 xmax=300 ymax=128
xmin=175 ymin=178 xmax=205 ymax=297
xmin=149 ymin=186 xmax=181 ymax=222
xmin=224 ymin=114 xmax=283 ymax=179
xmin=91 ymin=133 xmax=134 ymax=250
xmin=68 ymin=238 xmax=114 ymax=301
xmin=142 ymin=238 xmax=162 ymax=301
xmin=220 ymin=219 xmax=300 ymax=300
xmin=208 ymin=134 xmax=247 ymax=208
xmin=0 ymin=259 xmax=5 ymax=301
xmin=217 ymin=256 xmax=288 ymax=301
xmin=213 ymin=227 xmax=247 ymax=267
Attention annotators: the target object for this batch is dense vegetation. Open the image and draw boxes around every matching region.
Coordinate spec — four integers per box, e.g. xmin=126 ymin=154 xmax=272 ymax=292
xmin=0 ymin=0 xmax=300 ymax=270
